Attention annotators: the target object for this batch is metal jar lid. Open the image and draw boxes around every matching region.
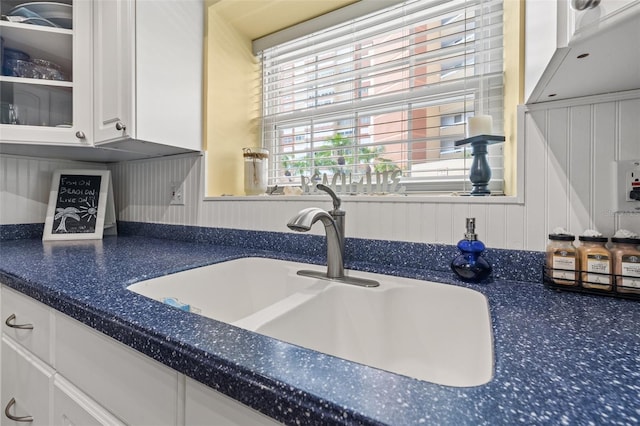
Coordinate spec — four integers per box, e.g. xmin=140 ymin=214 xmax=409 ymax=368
xmin=548 ymin=234 xmax=575 ymax=241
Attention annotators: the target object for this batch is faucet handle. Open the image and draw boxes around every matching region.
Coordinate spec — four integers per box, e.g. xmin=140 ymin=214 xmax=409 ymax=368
xmin=316 ymin=184 xmax=341 ymax=211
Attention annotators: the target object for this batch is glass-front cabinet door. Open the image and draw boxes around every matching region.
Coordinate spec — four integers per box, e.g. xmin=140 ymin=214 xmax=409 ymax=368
xmin=0 ymin=0 xmax=91 ymax=145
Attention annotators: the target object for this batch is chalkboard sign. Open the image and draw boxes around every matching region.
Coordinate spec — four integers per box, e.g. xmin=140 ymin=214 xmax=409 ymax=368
xmin=43 ymin=169 xmax=116 ymax=241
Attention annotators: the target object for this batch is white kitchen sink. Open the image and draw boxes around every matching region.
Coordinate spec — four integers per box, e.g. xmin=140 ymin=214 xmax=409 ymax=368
xmin=127 ymin=257 xmax=321 ymax=323
xmin=127 ymin=257 xmax=494 ymax=387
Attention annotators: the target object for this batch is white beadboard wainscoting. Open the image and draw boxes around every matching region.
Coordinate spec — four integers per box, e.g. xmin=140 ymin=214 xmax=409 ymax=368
xmin=108 ymin=153 xmax=203 ymax=227
xmin=0 ymin=155 xmax=107 ymax=225
xmin=2 ymin=90 xmax=639 ymax=252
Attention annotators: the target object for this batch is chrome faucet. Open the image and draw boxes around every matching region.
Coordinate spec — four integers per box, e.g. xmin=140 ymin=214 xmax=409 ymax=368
xmin=287 ymin=184 xmax=379 ymax=287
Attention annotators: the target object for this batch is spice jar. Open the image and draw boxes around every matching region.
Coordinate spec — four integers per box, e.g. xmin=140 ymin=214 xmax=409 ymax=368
xmin=577 ymin=234 xmax=612 ymax=291
xmin=545 ymin=233 xmax=577 ymax=286
xmin=609 ymin=235 xmax=640 ymax=294
xmin=243 ymin=148 xmax=268 ymax=195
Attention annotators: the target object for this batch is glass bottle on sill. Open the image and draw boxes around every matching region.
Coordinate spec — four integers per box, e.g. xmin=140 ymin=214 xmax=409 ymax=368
xmin=243 ymin=147 xmax=269 ymax=195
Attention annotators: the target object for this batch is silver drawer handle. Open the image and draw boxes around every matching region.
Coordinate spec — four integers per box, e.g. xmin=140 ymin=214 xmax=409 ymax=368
xmin=5 ymin=314 xmax=34 ymax=330
xmin=115 ymin=121 xmax=126 ymax=131
xmin=4 ymin=398 xmax=34 ymax=422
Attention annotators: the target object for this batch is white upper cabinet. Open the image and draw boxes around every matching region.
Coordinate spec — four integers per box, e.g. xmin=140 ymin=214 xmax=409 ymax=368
xmin=525 ymin=0 xmax=640 ymax=103
xmin=1 ymin=0 xmax=203 ymax=161
xmin=93 ymin=0 xmax=134 ymax=144
xmin=94 ymin=0 xmax=203 ymax=152
xmin=0 ymin=0 xmax=92 ymax=145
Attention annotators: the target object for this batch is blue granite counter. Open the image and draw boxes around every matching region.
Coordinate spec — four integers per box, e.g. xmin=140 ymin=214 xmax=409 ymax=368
xmin=0 ymin=230 xmax=639 ymax=425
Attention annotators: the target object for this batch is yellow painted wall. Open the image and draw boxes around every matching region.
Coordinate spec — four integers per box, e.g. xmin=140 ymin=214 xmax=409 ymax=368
xmin=503 ymin=0 xmax=525 ymax=196
xmin=205 ymin=6 xmax=261 ymax=196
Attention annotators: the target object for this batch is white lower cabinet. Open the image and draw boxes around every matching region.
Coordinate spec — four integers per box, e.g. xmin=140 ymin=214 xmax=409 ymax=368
xmin=55 ymin=314 xmax=179 ymax=426
xmin=186 ymin=378 xmax=281 ymax=426
xmin=2 ymin=286 xmax=55 ymax=425
xmin=53 ymin=375 xmax=126 ymax=426
xmin=1 ymin=337 xmax=54 ymax=425
xmin=1 ymin=285 xmax=282 ymax=425
xmin=1 ymin=286 xmax=52 ymax=363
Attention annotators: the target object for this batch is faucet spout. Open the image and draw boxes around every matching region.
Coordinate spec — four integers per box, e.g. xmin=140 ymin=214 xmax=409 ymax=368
xmin=287 ymin=198 xmax=379 ymax=287
xmin=287 ymin=207 xmax=344 ymax=279
xmin=287 ymin=207 xmax=331 ymax=231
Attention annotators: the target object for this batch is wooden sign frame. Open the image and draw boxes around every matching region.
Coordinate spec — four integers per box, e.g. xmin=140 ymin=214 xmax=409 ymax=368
xmin=43 ymin=169 xmax=116 ymax=241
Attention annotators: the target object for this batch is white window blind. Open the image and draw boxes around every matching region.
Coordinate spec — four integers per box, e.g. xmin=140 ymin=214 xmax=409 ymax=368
xmin=259 ymin=0 xmax=504 ymax=194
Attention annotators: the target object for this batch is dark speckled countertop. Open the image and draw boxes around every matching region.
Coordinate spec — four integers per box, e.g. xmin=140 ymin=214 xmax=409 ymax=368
xmin=0 ymin=228 xmax=639 ymax=425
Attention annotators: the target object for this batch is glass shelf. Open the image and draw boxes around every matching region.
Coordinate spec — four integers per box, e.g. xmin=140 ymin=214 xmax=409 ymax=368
xmin=0 ymin=76 xmax=73 ymax=87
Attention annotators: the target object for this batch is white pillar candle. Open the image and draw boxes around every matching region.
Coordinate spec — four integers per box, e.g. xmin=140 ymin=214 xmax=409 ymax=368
xmin=467 ymin=115 xmax=493 ymax=137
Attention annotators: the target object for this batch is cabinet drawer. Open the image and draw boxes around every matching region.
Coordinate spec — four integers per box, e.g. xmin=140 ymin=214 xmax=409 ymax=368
xmin=1 ymin=287 xmax=52 ymax=363
xmin=53 ymin=375 xmax=126 ymax=426
xmin=1 ymin=337 xmax=54 ymax=426
xmin=186 ymin=378 xmax=281 ymax=426
xmin=55 ymin=314 xmax=179 ymax=426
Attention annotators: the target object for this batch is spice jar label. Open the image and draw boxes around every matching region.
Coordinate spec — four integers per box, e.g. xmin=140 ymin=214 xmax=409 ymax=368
xmin=620 ymin=255 xmax=640 ymax=289
xmin=585 ymin=254 xmax=610 ymax=284
xmin=552 ymin=250 xmax=576 ymax=280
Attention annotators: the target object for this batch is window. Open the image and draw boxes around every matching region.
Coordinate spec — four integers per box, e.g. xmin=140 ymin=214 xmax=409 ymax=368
xmin=259 ymin=0 xmax=504 ymax=194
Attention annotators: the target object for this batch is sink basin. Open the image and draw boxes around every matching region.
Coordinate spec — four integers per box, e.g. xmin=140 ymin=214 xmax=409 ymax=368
xmin=127 ymin=257 xmax=493 ymax=387
xmin=127 ymin=257 xmax=321 ymax=323
xmin=254 ymin=282 xmax=493 ymax=387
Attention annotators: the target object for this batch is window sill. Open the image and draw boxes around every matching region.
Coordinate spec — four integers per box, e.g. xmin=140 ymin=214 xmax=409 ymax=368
xmin=203 ymin=193 xmax=523 ymax=204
